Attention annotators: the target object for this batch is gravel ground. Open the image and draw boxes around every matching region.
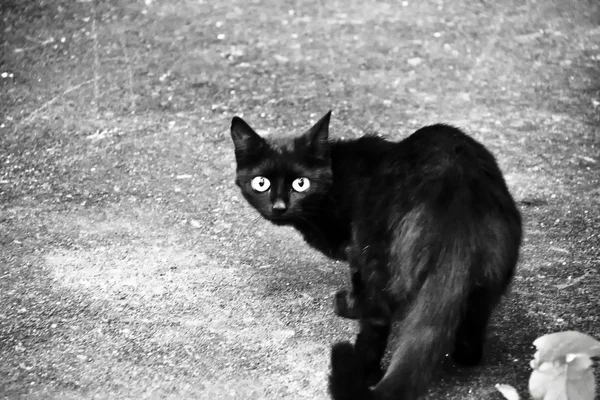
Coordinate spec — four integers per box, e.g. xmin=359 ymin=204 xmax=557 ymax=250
xmin=1 ymin=0 xmax=599 ymax=399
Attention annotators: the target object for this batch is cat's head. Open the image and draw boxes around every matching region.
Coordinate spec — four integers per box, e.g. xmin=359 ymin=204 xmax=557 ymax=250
xmin=230 ymin=111 xmax=333 ymax=224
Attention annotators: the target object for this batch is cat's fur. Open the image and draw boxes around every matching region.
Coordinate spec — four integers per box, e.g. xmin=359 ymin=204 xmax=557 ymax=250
xmin=230 ymin=111 xmax=522 ymax=400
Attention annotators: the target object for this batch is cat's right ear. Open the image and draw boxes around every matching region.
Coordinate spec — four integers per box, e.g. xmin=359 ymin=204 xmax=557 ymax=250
xmin=230 ymin=116 xmax=266 ymax=157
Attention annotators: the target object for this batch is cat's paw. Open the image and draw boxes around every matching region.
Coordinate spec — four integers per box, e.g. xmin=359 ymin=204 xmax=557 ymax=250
xmin=333 ymin=289 xmax=360 ymax=319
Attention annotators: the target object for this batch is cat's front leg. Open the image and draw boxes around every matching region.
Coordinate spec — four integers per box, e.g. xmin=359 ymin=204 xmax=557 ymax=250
xmin=353 ymin=266 xmax=393 ymax=387
xmin=333 ymin=246 xmax=362 ymax=320
xmin=334 ymin=287 xmax=360 ymax=319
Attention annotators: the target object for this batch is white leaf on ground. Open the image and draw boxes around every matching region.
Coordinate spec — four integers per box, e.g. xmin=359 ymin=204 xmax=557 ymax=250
xmin=529 ymin=357 xmax=596 ymax=400
xmin=566 ymin=354 xmax=592 ymax=369
xmin=566 ymin=364 xmax=596 ymax=400
xmin=566 ymin=354 xmax=596 ymax=400
xmin=529 ymin=362 xmax=568 ymax=400
xmin=495 ymin=383 xmax=520 ymax=400
xmin=273 ymin=54 xmax=289 ymax=63
xmin=407 ymin=57 xmax=422 ymax=66
xmin=529 ymin=332 xmax=598 ymax=400
xmin=532 ymin=331 xmax=600 ymax=365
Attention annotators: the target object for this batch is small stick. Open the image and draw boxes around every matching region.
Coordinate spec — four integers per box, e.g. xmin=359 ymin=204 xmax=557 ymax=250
xmin=120 ymin=34 xmax=136 ymax=112
xmin=91 ymin=0 xmax=101 ymax=114
xmin=16 ymin=79 xmax=95 ymax=127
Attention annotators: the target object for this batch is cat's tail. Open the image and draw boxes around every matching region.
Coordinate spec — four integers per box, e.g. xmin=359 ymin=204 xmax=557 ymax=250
xmin=329 ymin=224 xmax=475 ymax=400
xmin=372 ymin=250 xmax=471 ymax=400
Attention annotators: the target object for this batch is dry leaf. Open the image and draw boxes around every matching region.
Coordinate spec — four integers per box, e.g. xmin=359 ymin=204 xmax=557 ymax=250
xmin=528 ymin=331 xmax=598 ymax=400
xmin=496 ymin=383 xmax=520 ymax=400
xmin=273 ymin=54 xmax=289 ymax=63
xmin=533 ymin=331 xmax=600 ymax=365
xmin=407 ymin=57 xmax=422 ymax=66
xmin=529 ymin=361 xmax=568 ymax=400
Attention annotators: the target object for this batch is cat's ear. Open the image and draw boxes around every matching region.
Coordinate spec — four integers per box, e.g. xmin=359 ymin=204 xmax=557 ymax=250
xmin=303 ymin=111 xmax=332 ymax=160
xmin=231 ymin=116 xmax=266 ymax=156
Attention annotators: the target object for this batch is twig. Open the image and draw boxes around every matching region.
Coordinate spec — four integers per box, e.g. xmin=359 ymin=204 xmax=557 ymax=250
xmin=14 ymin=36 xmax=56 ymax=53
xmin=16 ymin=79 xmax=95 ymax=127
xmin=473 ymin=9 xmax=505 ymax=71
xmin=91 ymin=0 xmax=101 ymax=114
xmin=120 ymin=34 xmax=136 ymax=111
xmin=24 ymin=35 xmax=55 ymax=45
xmin=553 ymin=272 xmax=590 ymax=290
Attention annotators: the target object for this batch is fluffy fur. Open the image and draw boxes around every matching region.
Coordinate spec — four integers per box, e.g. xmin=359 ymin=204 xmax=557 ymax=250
xmin=230 ymin=111 xmax=522 ymax=400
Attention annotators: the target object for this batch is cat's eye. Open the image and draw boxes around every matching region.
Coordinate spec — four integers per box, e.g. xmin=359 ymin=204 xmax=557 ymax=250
xmin=250 ymin=176 xmax=271 ymax=192
xmin=292 ymin=177 xmax=310 ymax=192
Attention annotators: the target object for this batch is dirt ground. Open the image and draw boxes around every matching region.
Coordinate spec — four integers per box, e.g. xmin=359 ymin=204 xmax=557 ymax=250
xmin=1 ymin=0 xmax=599 ymax=399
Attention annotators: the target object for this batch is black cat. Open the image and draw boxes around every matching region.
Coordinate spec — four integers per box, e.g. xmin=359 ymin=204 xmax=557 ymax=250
xmin=230 ymin=111 xmax=522 ymax=400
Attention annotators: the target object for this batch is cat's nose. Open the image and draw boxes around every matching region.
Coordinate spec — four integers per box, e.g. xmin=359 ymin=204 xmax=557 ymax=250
xmin=272 ymin=199 xmax=287 ymax=213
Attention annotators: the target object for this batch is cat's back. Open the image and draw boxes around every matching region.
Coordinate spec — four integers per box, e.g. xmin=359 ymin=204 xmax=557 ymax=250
xmin=331 ymin=135 xmax=398 ymax=176
xmin=393 ymin=124 xmax=519 ymax=221
xmin=396 ymin=124 xmax=502 ymax=178
xmin=332 ymin=125 xmax=501 ymax=180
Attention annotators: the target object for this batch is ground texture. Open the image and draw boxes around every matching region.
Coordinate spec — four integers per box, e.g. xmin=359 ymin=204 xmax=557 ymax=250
xmin=1 ymin=0 xmax=599 ymax=399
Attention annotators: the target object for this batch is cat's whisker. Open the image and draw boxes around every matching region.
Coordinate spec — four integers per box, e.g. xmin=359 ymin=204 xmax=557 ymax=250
xmin=244 ymin=214 xmax=264 ymax=234
xmin=230 ymin=210 xmax=264 ymax=238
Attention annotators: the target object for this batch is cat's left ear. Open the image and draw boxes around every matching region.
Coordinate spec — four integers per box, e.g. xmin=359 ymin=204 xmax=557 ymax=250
xmin=303 ymin=111 xmax=332 ymax=160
